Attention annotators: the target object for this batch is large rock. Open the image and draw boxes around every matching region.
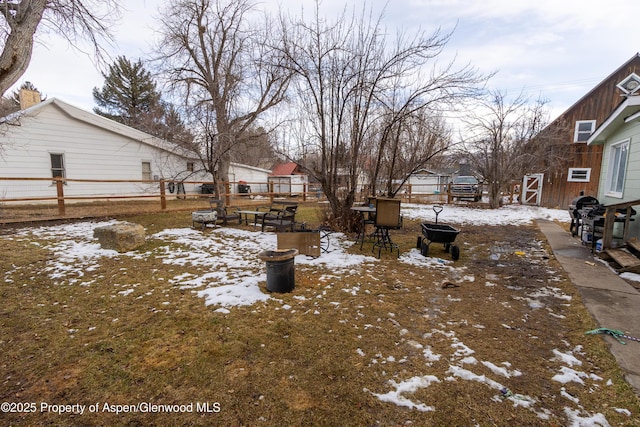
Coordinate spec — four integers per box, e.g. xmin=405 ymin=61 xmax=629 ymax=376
xmin=94 ymin=222 xmax=146 ymax=252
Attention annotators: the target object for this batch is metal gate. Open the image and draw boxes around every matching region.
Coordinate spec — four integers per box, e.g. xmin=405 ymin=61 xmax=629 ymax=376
xmin=522 ymin=174 xmax=544 ymax=205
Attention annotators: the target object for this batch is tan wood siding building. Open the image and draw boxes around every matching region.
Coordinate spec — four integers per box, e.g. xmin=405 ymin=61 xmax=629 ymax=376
xmin=537 ymin=53 xmax=640 ymax=208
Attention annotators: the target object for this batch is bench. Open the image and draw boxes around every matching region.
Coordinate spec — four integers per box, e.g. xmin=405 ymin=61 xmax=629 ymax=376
xmin=261 ymin=201 xmax=298 ymax=232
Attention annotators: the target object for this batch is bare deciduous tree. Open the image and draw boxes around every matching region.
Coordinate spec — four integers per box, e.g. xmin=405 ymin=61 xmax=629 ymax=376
xmin=155 ymin=0 xmax=291 ymax=200
xmin=459 ymin=90 xmax=564 ymax=208
xmin=277 ymin=1 xmax=485 ymax=230
xmin=371 ymin=109 xmax=451 ymax=197
xmin=0 ymin=0 xmax=119 ymax=96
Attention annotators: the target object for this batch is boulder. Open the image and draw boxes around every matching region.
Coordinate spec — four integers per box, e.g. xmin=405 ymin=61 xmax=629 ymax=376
xmin=94 ymin=222 xmax=146 ymax=252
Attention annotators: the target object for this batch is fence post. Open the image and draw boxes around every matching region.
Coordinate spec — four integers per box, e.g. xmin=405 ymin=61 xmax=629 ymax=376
xmin=269 ymin=181 xmax=274 ymax=203
xmin=408 ymin=184 xmax=412 ymax=203
xmin=55 ymin=177 xmax=66 ymax=216
xmin=447 ymin=182 xmax=452 ymax=204
xmin=159 ymin=179 xmax=167 ymax=210
xmin=302 ymin=183 xmax=307 ymax=202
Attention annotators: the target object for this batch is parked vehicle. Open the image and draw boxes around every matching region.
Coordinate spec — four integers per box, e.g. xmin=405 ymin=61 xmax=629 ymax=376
xmin=450 ymin=176 xmax=482 ymax=202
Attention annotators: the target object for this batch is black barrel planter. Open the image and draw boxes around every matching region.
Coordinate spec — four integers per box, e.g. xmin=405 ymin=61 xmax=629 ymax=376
xmin=259 ymin=249 xmax=299 ymax=293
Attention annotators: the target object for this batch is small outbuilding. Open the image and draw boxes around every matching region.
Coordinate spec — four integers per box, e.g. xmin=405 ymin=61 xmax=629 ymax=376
xmin=269 ymin=162 xmax=309 ymax=196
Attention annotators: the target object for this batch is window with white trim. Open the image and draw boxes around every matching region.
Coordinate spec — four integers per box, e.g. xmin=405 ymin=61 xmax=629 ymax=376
xmin=567 ymin=168 xmax=591 ymax=182
xmin=605 ymin=139 xmax=629 ymax=198
xmin=574 ymin=120 xmax=596 ymax=143
xmin=142 ymin=161 xmax=152 ymax=181
xmin=50 ymin=153 xmax=65 ymax=179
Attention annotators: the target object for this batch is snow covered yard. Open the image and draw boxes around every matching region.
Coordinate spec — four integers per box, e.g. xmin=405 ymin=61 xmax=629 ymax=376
xmin=1 ymin=204 xmax=638 ymax=426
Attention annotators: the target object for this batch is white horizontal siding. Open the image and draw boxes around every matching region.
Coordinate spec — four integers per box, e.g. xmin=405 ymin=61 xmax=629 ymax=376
xmin=0 ymin=102 xmax=211 ymax=199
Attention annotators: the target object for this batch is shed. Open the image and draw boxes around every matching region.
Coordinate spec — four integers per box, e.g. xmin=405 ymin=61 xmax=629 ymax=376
xmin=269 ymin=162 xmax=309 ymax=195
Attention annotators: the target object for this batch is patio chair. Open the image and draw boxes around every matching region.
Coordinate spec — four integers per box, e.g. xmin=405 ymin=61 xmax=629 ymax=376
xmin=261 ymin=201 xmax=298 ymax=232
xmin=372 ymin=198 xmax=402 ymax=258
xmin=209 ymin=198 xmax=241 ymax=226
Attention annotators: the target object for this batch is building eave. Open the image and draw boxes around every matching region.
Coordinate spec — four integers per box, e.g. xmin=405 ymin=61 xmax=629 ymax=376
xmin=588 ymin=95 xmax=640 ymax=145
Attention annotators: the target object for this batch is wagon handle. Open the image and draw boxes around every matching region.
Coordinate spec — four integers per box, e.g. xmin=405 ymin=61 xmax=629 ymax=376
xmin=433 ymin=205 xmax=443 ymax=223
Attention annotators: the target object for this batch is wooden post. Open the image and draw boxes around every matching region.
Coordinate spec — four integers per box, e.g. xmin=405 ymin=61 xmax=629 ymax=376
xmin=269 ymin=181 xmax=274 ymax=203
xmin=225 ymin=182 xmax=231 ymax=206
xmin=602 ymin=206 xmax=616 ymax=249
xmin=159 ymin=179 xmax=167 ymax=210
xmin=55 ymin=177 xmax=65 ymax=216
xmin=623 ymin=206 xmax=632 ymax=244
xmin=408 ymin=184 xmax=412 ymax=203
xmin=447 ymin=182 xmax=452 ymax=204
xmin=302 ymin=183 xmax=307 ymax=202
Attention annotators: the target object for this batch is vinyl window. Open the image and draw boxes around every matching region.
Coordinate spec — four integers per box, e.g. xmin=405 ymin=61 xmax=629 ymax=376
xmin=574 ymin=120 xmax=596 ymax=143
xmin=605 ymin=139 xmax=629 ymax=198
xmin=50 ymin=153 xmax=65 ymax=179
xmin=141 ymin=161 xmax=152 ymax=181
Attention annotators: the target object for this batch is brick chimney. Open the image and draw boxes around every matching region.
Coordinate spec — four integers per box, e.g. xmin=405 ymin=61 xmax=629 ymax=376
xmin=19 ymin=89 xmax=41 ymax=109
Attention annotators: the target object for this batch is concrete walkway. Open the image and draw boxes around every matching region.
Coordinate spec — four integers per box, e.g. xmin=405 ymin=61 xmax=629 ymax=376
xmin=538 ymin=220 xmax=640 ymax=395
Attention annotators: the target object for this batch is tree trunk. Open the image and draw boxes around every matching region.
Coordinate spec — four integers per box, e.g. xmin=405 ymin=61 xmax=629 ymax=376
xmin=0 ymin=0 xmax=47 ymax=96
xmin=489 ymin=182 xmax=501 ymax=209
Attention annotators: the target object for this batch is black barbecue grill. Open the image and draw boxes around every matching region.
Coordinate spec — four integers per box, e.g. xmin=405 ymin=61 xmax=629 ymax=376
xmin=569 ymin=195 xmax=599 ymax=236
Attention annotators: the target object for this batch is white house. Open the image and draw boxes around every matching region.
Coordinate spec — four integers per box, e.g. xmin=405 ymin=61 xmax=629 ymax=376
xmin=0 ymin=98 xmax=268 ymax=201
xmin=228 ymin=163 xmax=271 ymax=194
xmin=405 ymin=169 xmax=451 ymax=194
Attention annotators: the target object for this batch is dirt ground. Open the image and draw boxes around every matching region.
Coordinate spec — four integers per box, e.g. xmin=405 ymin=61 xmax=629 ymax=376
xmin=1 ymin=208 xmax=639 ymax=426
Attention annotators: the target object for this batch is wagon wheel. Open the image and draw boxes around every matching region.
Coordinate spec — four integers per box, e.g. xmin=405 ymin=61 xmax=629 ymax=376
xmin=420 ymin=240 xmax=430 ymax=257
xmin=319 ymin=226 xmax=332 ymax=253
xmin=450 ymin=245 xmax=460 ymax=261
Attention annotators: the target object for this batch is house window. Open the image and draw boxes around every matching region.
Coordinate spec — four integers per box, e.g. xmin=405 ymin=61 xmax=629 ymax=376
xmin=574 ymin=120 xmax=596 ymax=143
xmin=141 ymin=161 xmax=152 ymax=181
xmin=50 ymin=153 xmax=65 ymax=179
xmin=187 ymin=162 xmax=194 ymax=172
xmin=567 ymin=168 xmax=591 ymax=182
xmin=605 ymin=139 xmax=629 ymax=198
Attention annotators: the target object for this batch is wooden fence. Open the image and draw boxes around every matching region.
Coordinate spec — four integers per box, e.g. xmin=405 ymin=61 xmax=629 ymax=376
xmin=0 ymin=176 xmax=522 ymax=222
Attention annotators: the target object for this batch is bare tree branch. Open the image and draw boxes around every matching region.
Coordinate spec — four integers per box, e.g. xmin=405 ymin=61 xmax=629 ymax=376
xmin=0 ymin=0 xmax=119 ymax=96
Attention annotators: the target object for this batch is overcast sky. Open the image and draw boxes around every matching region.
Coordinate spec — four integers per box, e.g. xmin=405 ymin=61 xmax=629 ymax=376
xmin=14 ymin=0 xmax=640 ymax=122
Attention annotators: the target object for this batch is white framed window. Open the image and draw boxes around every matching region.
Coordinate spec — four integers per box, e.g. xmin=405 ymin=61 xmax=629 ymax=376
xmin=141 ymin=161 xmax=152 ymax=181
xmin=617 ymin=73 xmax=640 ymax=95
xmin=574 ymin=120 xmax=596 ymax=143
xmin=605 ymin=139 xmax=630 ymax=198
xmin=567 ymin=168 xmax=591 ymax=182
xmin=50 ymin=153 xmax=65 ymax=179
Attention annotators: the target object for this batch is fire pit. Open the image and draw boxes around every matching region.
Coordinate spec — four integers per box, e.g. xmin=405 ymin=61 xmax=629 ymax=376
xmin=259 ymin=249 xmax=299 ymax=293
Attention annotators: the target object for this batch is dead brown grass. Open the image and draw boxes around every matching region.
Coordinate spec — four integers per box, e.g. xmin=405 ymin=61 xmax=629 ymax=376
xmin=1 ymin=206 xmax=639 ymax=426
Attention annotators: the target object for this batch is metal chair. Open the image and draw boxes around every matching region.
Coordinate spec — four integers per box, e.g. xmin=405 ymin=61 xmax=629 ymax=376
xmin=209 ymin=199 xmax=241 ymax=226
xmin=372 ymin=198 xmax=401 ymax=258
